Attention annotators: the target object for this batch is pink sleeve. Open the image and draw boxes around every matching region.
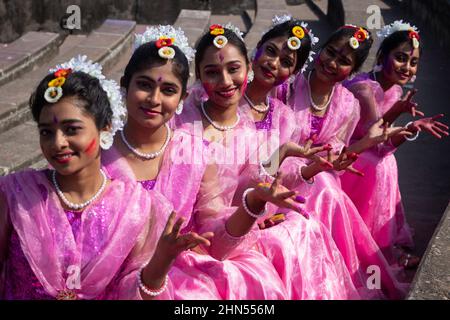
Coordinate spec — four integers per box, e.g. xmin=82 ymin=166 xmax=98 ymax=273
xmin=349 ymin=82 xmax=397 ymax=157
xmin=328 ymin=95 xmax=361 ymax=155
xmin=104 ymin=191 xmax=175 ymax=300
xmin=193 ymin=162 xmax=260 ymax=261
xmin=278 ymin=156 xmax=315 ymax=198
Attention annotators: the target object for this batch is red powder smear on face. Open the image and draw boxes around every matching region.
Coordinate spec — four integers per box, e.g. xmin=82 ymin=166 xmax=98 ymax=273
xmin=85 ymin=138 xmax=97 ymax=155
xmin=241 ymin=74 xmax=248 ymax=94
xmin=202 ymin=82 xmax=215 ymax=96
xmin=218 ymin=53 xmax=224 ymax=62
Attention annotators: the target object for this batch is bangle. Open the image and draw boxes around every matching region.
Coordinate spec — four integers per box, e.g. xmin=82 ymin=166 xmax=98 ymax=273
xmin=405 ymin=121 xmax=420 ymax=141
xmin=259 ymin=161 xmax=275 ymax=182
xmin=137 ymin=268 xmax=168 ymax=297
xmin=242 ymin=188 xmax=267 ymax=219
xmin=299 ymin=166 xmax=315 ymax=185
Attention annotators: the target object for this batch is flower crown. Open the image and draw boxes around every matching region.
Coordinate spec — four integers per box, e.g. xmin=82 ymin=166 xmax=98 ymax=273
xmin=377 ymin=20 xmax=420 ymax=49
xmin=210 ymin=23 xmax=244 ymax=49
xmin=342 ymin=24 xmax=370 ymax=49
xmin=265 ymin=15 xmax=319 ymax=73
xmin=134 ymin=25 xmax=196 ymax=62
xmin=46 ymin=55 xmax=126 ymax=140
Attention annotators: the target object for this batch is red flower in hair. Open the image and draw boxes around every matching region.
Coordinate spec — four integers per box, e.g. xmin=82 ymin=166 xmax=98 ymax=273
xmin=156 ymin=38 xmax=174 ymax=48
xmin=408 ymin=30 xmax=420 ymax=40
xmin=210 ymin=24 xmax=223 ymax=31
xmin=354 ymin=28 xmax=367 ymax=42
xmin=54 ymin=68 xmax=72 ymax=78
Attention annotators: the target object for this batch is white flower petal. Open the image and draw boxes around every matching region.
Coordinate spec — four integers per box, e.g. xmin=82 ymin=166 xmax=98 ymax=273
xmin=158 ymin=46 xmax=176 ymax=59
xmin=213 ymin=35 xmax=228 ymax=49
xmin=44 ymin=86 xmax=63 ymax=103
xmin=287 ymin=37 xmax=301 ymax=50
xmin=349 ymin=37 xmax=359 ymax=49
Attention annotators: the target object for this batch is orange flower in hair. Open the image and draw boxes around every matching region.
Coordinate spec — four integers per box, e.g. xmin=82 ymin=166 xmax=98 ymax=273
xmin=354 ymin=28 xmax=368 ymax=42
xmin=210 ymin=24 xmax=225 ymax=36
xmin=155 ymin=37 xmax=174 ymax=48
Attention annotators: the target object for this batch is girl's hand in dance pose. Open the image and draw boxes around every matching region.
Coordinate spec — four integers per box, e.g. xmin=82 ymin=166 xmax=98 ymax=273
xmin=407 ymin=114 xmax=449 ymax=139
xmin=140 ymin=211 xmax=214 ymax=298
xmin=398 ymin=89 xmax=424 ymax=117
xmin=250 ymin=172 xmax=309 ymax=220
xmin=155 ymin=211 xmax=214 ymax=261
xmin=348 ymin=118 xmax=413 ymax=154
xmin=326 ymin=147 xmax=364 ymax=176
xmin=283 ymin=136 xmax=332 ymax=160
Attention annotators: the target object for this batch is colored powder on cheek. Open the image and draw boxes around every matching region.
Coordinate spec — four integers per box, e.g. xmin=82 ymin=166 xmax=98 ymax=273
xmin=253 ymin=48 xmax=263 ymax=62
xmin=85 ymin=138 xmax=97 ymax=155
xmin=241 ymin=74 xmax=248 ymax=93
xmin=202 ymin=82 xmax=214 ymax=96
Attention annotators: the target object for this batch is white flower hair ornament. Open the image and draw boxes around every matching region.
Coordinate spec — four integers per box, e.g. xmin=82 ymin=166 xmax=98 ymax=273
xmin=209 ymin=23 xmax=244 ymax=49
xmin=343 ymin=25 xmax=370 ymax=50
xmin=264 ymin=15 xmax=320 ymax=73
xmin=134 ymin=25 xmax=196 ymax=62
xmin=46 ymin=55 xmax=126 ymax=149
xmin=377 ymin=20 xmax=420 ymax=49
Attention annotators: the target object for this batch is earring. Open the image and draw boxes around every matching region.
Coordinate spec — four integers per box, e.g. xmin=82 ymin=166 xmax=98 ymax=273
xmin=373 ymin=64 xmax=383 ymax=72
xmin=409 ymin=75 xmax=416 ymax=83
xmin=247 ymin=70 xmax=254 ymax=83
xmin=100 ymin=131 xmax=114 ymax=150
xmin=175 ymin=101 xmax=184 ymax=115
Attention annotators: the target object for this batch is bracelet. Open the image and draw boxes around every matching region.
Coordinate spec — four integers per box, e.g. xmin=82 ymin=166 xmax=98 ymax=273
xmin=137 ymin=268 xmax=168 ymax=297
xmin=242 ymin=188 xmax=267 ymax=219
xmin=299 ymin=166 xmax=315 ymax=185
xmin=405 ymin=121 xmax=420 ymax=141
xmin=259 ymin=161 xmax=276 ymax=182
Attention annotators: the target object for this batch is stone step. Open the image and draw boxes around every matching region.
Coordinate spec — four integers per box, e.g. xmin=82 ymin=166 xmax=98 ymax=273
xmin=0 ymin=19 xmax=136 ymax=135
xmin=0 ymin=31 xmax=64 ymax=87
xmin=244 ymin=0 xmax=289 ymax=51
xmin=0 ymin=121 xmax=43 ymax=176
xmin=174 ymin=9 xmax=211 ymax=48
xmin=210 ymin=14 xmax=249 ymax=35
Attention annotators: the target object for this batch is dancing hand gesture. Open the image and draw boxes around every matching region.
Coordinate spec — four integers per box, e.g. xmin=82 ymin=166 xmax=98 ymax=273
xmin=367 ymin=118 xmax=413 ymax=145
xmin=155 ymin=211 xmax=214 ymax=261
xmin=408 ymin=114 xmax=449 ymax=139
xmin=253 ymin=172 xmax=309 ymax=219
xmin=396 ymin=89 xmax=424 ymax=117
xmin=326 ymin=146 xmax=364 ymax=176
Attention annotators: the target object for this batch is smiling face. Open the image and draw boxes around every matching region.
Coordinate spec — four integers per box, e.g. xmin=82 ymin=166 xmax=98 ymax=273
xmin=314 ymin=37 xmax=356 ymax=84
xmin=38 ymin=96 xmax=103 ymax=176
xmin=198 ymin=44 xmax=248 ymax=109
xmin=124 ymin=60 xmax=184 ymax=129
xmin=253 ymin=36 xmax=297 ymax=88
xmin=380 ymin=41 xmax=420 ymax=86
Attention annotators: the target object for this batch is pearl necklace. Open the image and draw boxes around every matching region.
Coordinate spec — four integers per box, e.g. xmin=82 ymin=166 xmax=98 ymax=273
xmin=243 ymin=93 xmax=270 ymax=113
xmin=200 ymin=101 xmax=240 ymax=131
xmin=52 ymin=169 xmax=107 ymax=210
xmin=307 ymin=71 xmax=335 ymax=112
xmin=120 ymin=123 xmax=171 ymax=160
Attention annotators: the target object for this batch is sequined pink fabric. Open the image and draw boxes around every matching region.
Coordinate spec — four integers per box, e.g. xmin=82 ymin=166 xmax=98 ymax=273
xmin=0 ymin=169 xmax=173 ymax=300
xmin=102 ymin=129 xmax=288 ymax=299
xmin=341 ymin=73 xmax=414 ymax=260
xmin=279 ymin=73 xmax=409 ymax=299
